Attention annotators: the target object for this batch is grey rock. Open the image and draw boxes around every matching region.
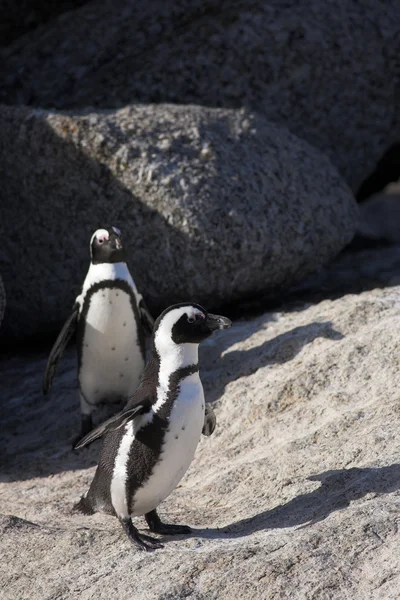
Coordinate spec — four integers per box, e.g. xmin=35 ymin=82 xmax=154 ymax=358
xmin=0 ymin=103 xmax=357 ymax=341
xmin=1 ymin=0 xmax=400 ymax=190
xmin=2 ymin=279 xmax=400 ymax=598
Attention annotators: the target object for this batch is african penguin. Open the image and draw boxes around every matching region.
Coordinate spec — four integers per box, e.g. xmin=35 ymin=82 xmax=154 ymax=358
xmin=43 ymin=226 xmax=154 ymax=441
xmin=74 ymin=303 xmax=231 ymax=551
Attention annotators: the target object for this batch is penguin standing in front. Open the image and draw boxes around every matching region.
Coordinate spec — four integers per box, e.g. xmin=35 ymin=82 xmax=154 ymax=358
xmin=43 ymin=227 xmax=154 ymax=440
xmin=74 ymin=303 xmax=232 ymax=551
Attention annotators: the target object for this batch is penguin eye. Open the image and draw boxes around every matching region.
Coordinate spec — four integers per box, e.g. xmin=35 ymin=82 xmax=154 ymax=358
xmin=97 ymin=235 xmax=106 ymax=244
xmin=187 ymin=312 xmax=205 ymax=324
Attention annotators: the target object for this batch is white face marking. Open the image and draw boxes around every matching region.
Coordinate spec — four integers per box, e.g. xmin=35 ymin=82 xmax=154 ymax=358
xmin=90 ymin=228 xmax=109 ymax=246
xmin=89 ymin=229 xmax=109 ymax=261
xmin=153 ymin=306 xmax=204 ymax=409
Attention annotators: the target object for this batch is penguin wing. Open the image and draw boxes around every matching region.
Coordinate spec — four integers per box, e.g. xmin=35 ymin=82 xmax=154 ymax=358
xmin=42 ymin=303 xmax=79 ymax=395
xmin=138 ymin=297 xmax=154 ymax=335
xmin=202 ymin=403 xmax=217 ymax=436
xmin=74 ymin=393 xmax=153 ymax=449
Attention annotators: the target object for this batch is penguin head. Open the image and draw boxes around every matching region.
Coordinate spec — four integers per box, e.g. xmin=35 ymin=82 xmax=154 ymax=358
xmin=154 ymin=303 xmax=232 ymax=350
xmin=90 ymin=227 xmax=127 ymax=264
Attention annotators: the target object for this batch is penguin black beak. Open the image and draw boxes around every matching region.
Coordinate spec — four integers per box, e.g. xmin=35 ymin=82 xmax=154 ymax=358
xmin=109 ymin=234 xmax=122 ymax=250
xmin=206 ymin=313 xmax=232 ymax=330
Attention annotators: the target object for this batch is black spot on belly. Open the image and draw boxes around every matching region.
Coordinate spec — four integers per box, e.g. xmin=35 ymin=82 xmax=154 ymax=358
xmin=181 ymin=425 xmax=185 ymax=431
xmin=109 ymin=300 xmax=112 ymax=304
xmin=116 ymin=292 xmax=119 ymax=296
xmin=123 ymin=322 xmax=126 ymax=326
xmin=119 ymin=373 xmax=124 ymax=378
xmin=175 ymin=435 xmax=179 ymax=440
xmin=125 ymin=357 xmax=129 ymax=361
xmin=112 ymin=346 xmax=116 ymax=351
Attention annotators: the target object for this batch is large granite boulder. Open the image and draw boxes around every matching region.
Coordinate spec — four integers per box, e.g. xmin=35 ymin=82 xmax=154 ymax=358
xmin=2 ymin=282 xmax=400 ymax=598
xmin=1 ymin=0 xmax=399 ymax=190
xmin=0 ymin=103 xmax=357 ymax=342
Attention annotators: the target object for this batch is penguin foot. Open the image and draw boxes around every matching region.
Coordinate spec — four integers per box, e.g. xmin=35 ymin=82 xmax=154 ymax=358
xmin=120 ymin=517 xmax=164 ymax=551
xmin=145 ymin=509 xmax=192 ymax=535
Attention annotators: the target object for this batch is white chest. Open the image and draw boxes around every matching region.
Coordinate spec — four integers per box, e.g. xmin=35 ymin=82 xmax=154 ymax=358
xmin=130 ymin=374 xmax=205 ymax=517
xmin=79 ymin=287 xmax=144 ymax=404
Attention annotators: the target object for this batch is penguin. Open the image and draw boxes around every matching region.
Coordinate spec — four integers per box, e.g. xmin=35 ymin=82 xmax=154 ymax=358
xmin=43 ymin=226 xmax=154 ymax=440
xmin=73 ymin=303 xmax=231 ymax=551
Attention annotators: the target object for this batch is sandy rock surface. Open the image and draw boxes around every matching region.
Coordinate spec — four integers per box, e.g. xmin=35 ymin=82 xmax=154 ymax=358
xmin=2 ymin=282 xmax=400 ymax=599
xmin=0 ymin=103 xmax=356 ymax=342
xmin=1 ymin=0 xmax=399 ymax=191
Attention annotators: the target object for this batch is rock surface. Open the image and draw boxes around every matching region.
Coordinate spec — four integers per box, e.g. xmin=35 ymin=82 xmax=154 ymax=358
xmin=356 ymin=184 xmax=400 ymax=245
xmin=1 ymin=0 xmax=399 ymax=190
xmin=0 ymin=103 xmax=357 ymax=342
xmin=2 ymin=277 xmax=400 ymax=598
xmin=0 ymin=274 xmax=5 ymax=328
xmin=0 ymin=0 xmax=88 ymax=46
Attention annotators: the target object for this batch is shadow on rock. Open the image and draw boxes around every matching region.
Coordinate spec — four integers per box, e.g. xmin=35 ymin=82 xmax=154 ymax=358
xmin=188 ymin=464 xmax=400 ymax=541
xmin=202 ymin=320 xmax=343 ymax=403
xmin=0 ymin=350 xmax=101 ymax=482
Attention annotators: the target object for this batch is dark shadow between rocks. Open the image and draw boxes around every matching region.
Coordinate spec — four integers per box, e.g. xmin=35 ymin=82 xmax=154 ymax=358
xmin=161 ymin=464 xmax=400 ymax=542
xmin=202 ymin=320 xmax=343 ymax=403
xmin=222 ymin=243 xmax=400 ymax=324
xmin=356 ymin=143 xmax=400 ymax=203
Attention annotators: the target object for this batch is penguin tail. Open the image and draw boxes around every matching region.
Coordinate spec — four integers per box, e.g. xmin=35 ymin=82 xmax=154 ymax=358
xmin=73 ymin=495 xmax=95 ymax=515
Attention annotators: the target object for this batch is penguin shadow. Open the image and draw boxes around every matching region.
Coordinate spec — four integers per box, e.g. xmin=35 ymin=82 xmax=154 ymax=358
xmin=201 ymin=319 xmax=344 ymax=403
xmin=161 ymin=464 xmax=400 ymax=543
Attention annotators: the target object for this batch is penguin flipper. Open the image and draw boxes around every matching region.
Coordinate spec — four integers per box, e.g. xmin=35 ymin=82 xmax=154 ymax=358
xmin=202 ymin=403 xmax=216 ymax=436
xmin=42 ymin=303 xmax=79 ymax=395
xmin=74 ymin=402 xmax=148 ymax=449
xmin=138 ymin=297 xmax=154 ymax=336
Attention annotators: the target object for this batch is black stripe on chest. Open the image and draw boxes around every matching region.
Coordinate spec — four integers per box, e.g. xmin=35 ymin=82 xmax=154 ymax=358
xmin=126 ymin=363 xmax=199 ymax=509
xmin=76 ymin=279 xmax=145 ymax=368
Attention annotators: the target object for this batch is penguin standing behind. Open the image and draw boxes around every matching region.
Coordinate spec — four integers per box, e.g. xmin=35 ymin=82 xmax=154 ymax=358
xmin=74 ymin=303 xmax=232 ymax=551
xmin=43 ymin=227 xmax=154 ymax=440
